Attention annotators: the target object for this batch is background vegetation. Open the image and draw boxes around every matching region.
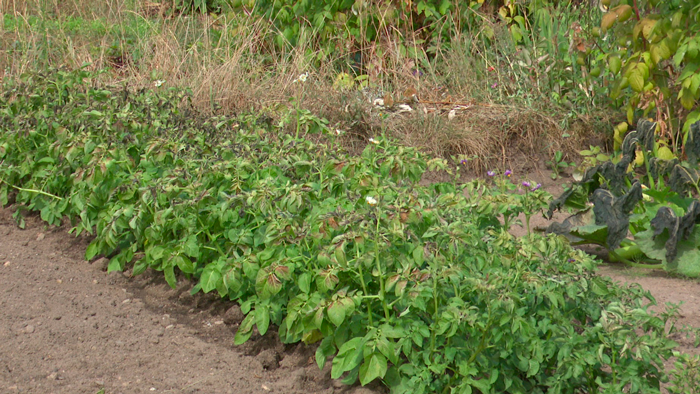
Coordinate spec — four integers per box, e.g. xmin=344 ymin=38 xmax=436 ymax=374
xmin=0 ymin=0 xmax=624 ymax=172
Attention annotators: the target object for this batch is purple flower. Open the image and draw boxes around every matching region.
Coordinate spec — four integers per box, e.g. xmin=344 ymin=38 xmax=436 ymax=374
xmin=504 ymin=170 xmax=512 ymax=177
xmin=491 ymin=82 xmax=498 ymax=89
xmin=531 ymin=183 xmax=542 ymax=191
xmin=487 ymin=170 xmax=496 ymax=177
xmin=522 ymin=181 xmax=531 ymax=188
xmin=461 ymin=159 xmax=469 ymax=165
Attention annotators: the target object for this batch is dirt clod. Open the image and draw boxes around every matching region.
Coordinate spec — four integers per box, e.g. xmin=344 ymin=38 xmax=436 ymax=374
xmin=93 ymin=257 xmax=109 ymax=271
xmin=258 ymin=349 xmax=281 ymax=370
xmin=223 ymin=304 xmax=245 ymax=326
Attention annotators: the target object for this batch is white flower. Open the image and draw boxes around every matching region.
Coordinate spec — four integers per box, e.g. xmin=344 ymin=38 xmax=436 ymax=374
xmin=293 ymin=72 xmax=309 ymax=83
xmin=365 ymin=196 xmax=377 ymax=206
xmin=154 ymin=80 xmax=165 ymax=87
xmin=335 ymin=129 xmax=343 ymax=135
xmin=368 ymin=138 xmax=379 ymax=144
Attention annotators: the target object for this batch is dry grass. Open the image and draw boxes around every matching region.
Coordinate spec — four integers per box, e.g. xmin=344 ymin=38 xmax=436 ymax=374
xmin=0 ymin=0 xmax=615 ymax=172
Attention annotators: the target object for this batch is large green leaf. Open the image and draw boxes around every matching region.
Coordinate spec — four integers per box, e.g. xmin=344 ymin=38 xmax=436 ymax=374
xmin=200 ymin=264 xmax=222 ymax=293
xmin=359 ymin=353 xmax=388 ymax=386
xmin=327 ymin=301 xmax=346 ymax=327
xmin=331 ymin=337 xmax=365 ymax=379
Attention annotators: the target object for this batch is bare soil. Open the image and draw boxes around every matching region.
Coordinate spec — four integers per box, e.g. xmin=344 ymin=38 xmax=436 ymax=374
xmin=0 ymin=208 xmax=381 ymax=394
xmin=1 ymin=170 xmax=699 ymax=394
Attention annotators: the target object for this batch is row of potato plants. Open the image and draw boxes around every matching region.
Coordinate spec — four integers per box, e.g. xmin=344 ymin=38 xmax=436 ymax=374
xmin=0 ymin=68 xmax=693 ymax=393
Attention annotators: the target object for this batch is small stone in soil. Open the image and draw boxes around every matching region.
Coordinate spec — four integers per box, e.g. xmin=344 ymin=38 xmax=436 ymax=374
xmin=25 ymin=325 xmax=35 ymax=334
xmin=332 ymin=380 xmax=344 ymax=389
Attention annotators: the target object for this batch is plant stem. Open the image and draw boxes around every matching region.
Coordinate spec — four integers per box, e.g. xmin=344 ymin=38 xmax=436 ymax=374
xmin=374 ymin=206 xmax=390 ymax=321
xmin=355 ymin=243 xmax=373 ymax=326
xmin=467 ymin=307 xmax=492 ymax=364
xmin=1 ymin=180 xmax=64 ymax=200
xmin=608 ymin=249 xmax=663 ymax=269
xmin=525 ymin=213 xmax=531 ymax=235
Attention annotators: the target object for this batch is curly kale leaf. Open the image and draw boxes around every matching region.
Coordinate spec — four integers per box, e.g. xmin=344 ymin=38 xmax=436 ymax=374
xmin=592 ymin=181 xmax=642 ymax=250
xmin=651 ymin=201 xmax=700 ymax=263
xmin=633 ymin=118 xmax=656 ymax=154
xmin=668 ymin=163 xmax=699 ymax=197
xmin=685 ymin=120 xmax=700 ymax=164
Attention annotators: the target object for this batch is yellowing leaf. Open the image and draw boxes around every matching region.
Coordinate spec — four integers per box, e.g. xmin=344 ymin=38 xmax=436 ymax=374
xmin=651 ymin=41 xmax=671 ymax=64
xmin=640 ymin=18 xmax=657 ymax=40
xmin=627 ymin=105 xmax=635 ymax=124
xmin=601 ymin=12 xmax=617 ymax=32
xmin=616 ymin=122 xmax=629 ymax=134
xmin=333 ymin=72 xmax=354 ymax=91
xmin=608 ymin=55 xmax=622 ymax=74
xmin=633 ymin=21 xmax=643 ymax=42
xmin=657 ymin=146 xmax=675 ymax=161
xmin=629 ymin=66 xmax=645 ymax=92
xmin=613 ymin=122 xmax=627 ymax=151
xmin=614 ymin=5 xmax=633 ymax=23
xmin=680 ymin=88 xmax=695 ymax=110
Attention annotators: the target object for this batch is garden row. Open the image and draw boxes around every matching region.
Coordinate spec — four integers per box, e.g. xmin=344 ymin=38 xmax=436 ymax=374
xmin=0 ymin=68 xmax=694 ymax=393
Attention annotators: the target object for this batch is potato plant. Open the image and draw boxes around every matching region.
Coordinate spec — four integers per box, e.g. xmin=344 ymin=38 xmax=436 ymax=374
xmin=0 ymin=68 xmax=692 ymax=393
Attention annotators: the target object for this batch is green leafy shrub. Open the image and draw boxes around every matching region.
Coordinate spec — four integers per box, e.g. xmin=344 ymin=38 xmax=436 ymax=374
xmin=229 ymin=0 xmax=478 ymax=53
xmin=0 ymin=68 xmax=692 ymax=393
xmin=591 ymin=0 xmax=700 ymax=151
xmin=174 ymin=0 xmax=230 ymax=14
